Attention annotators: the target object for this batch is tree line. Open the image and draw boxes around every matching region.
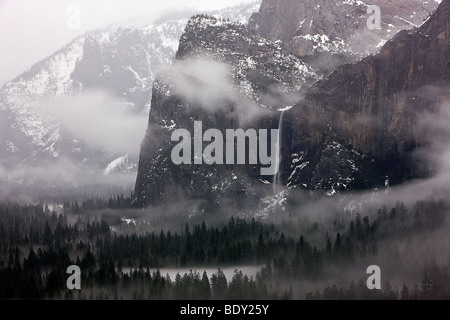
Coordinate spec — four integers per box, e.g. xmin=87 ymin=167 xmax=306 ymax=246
xmin=0 ymin=196 xmax=449 ymax=299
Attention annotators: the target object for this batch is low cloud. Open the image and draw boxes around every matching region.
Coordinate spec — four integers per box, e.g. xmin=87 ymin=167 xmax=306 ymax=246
xmin=414 ymin=99 xmax=450 ymax=174
xmin=0 ymin=157 xmax=136 ymax=187
xmin=0 ymin=156 xmax=137 ymax=202
xmin=39 ymin=90 xmax=148 ymax=156
xmin=163 ymin=59 xmax=236 ymax=111
xmin=161 ymin=58 xmax=270 ymax=125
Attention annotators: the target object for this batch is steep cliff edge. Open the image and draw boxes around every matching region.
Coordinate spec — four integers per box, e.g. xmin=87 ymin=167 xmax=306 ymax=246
xmin=134 ymin=15 xmax=316 ymax=210
xmin=134 ymin=1 xmax=450 ymax=211
xmin=284 ymin=0 xmax=450 ymax=190
xmin=249 ymin=0 xmax=440 ymax=74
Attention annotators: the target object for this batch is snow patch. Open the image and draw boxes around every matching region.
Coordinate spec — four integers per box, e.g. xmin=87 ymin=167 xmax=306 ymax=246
xmin=104 ymin=155 xmax=129 ymax=175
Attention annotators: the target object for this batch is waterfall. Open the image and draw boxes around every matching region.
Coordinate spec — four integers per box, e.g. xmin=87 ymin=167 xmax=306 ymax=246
xmin=273 ymin=110 xmax=285 ymax=196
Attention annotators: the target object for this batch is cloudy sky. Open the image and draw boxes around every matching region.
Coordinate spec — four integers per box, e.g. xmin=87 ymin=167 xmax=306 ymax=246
xmin=0 ymin=0 xmax=255 ymax=87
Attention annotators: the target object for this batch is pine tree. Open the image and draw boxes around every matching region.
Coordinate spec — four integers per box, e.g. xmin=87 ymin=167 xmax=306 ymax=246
xmin=400 ymin=283 xmax=410 ymax=300
xmin=201 ymin=271 xmax=211 ymax=299
xmin=211 ymin=269 xmax=227 ymax=299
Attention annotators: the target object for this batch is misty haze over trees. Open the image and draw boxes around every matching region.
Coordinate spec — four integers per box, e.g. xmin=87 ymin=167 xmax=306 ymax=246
xmin=1 ymin=192 xmax=450 ymax=299
xmin=1 ymin=0 xmax=450 ymax=301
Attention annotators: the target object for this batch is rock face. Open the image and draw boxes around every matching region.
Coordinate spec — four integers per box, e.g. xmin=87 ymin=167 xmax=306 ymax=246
xmin=249 ymin=0 xmax=440 ymax=74
xmin=284 ymin=0 xmax=450 ymax=191
xmin=0 ymin=24 xmax=179 ymax=175
xmin=133 ymin=15 xmax=316 ymax=210
xmin=0 ymin=3 xmax=259 ymax=185
xmin=134 ymin=0 xmax=450 ymax=210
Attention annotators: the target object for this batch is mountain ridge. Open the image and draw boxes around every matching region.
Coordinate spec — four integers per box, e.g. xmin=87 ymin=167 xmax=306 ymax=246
xmin=134 ymin=0 xmax=449 ymax=211
xmin=249 ymin=0 xmax=441 ymax=75
xmin=0 ymin=2 xmax=261 ymax=187
xmin=283 ymin=0 xmax=450 ymax=192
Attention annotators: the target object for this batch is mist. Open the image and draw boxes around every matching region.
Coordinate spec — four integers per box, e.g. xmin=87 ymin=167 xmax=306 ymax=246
xmin=0 ymin=90 xmax=147 ymax=195
xmin=3 ymin=0 xmax=450 ymax=302
xmin=271 ymin=87 xmax=450 ymax=222
xmin=0 ymin=157 xmax=137 ymax=203
xmin=39 ymin=90 xmax=148 ymax=156
xmin=161 ymin=58 xmax=270 ymax=125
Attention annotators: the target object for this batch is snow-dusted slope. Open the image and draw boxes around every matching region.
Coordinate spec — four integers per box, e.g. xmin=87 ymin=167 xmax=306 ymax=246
xmin=134 ymin=13 xmax=318 ymax=209
xmin=0 ymin=2 xmax=261 ymax=185
xmin=249 ymin=0 xmax=441 ymax=74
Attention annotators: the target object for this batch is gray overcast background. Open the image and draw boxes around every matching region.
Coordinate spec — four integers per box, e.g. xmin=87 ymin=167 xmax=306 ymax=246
xmin=0 ymin=0 xmax=254 ymax=87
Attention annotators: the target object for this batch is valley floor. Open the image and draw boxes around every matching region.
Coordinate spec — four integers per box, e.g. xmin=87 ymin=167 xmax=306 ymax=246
xmin=1 ymin=189 xmax=450 ymax=300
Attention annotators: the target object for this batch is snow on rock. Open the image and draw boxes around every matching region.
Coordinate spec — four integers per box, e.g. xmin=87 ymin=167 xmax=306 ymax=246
xmin=104 ymin=154 xmax=136 ymax=175
xmin=0 ymin=2 xmax=260 ymax=177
